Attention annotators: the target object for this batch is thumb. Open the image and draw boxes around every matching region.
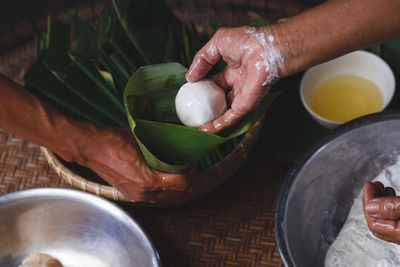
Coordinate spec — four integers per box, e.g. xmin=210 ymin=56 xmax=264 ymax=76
xmin=365 ymin=196 xmax=400 ymax=219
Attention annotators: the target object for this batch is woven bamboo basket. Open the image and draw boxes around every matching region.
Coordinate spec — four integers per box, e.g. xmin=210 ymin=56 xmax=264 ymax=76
xmin=41 ymin=115 xmax=264 ymax=205
xmin=0 ymin=0 xmax=308 ymax=206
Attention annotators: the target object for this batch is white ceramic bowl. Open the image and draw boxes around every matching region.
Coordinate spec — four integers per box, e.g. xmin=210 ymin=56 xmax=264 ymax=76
xmin=300 ymin=50 xmax=395 ymax=129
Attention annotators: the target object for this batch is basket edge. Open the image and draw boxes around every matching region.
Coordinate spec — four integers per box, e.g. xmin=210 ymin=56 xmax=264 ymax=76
xmin=41 ymin=115 xmax=265 ymax=205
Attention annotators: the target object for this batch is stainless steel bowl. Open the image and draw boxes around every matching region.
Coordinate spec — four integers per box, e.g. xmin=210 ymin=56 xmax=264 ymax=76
xmin=275 ymin=111 xmax=400 ymax=267
xmin=0 ymin=188 xmax=161 ymax=267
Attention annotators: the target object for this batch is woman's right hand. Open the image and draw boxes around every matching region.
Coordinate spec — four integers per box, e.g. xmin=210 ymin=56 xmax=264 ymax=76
xmin=186 ymin=25 xmax=290 ymax=134
xmin=186 ymin=0 xmax=400 ymax=134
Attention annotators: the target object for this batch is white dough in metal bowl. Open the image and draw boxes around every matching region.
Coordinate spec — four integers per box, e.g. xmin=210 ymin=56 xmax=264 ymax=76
xmin=19 ymin=253 xmax=63 ymax=267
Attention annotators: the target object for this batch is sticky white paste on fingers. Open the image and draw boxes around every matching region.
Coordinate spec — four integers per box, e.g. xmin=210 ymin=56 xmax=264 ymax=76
xmin=244 ymin=27 xmax=285 ymax=87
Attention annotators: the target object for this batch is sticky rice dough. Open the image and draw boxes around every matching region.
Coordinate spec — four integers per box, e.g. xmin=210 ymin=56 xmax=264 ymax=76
xmin=19 ymin=253 xmax=63 ymax=267
xmin=175 ymin=80 xmax=227 ymax=128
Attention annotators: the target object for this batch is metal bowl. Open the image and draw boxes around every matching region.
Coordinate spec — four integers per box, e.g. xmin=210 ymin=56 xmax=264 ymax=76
xmin=275 ymin=111 xmax=400 ymax=267
xmin=0 ymin=188 xmax=161 ymax=267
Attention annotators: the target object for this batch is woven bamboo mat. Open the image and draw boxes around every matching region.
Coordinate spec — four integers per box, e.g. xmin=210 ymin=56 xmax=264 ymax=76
xmin=0 ymin=129 xmax=73 ymax=195
xmin=0 ymin=0 xmax=312 ymax=265
xmin=0 ymin=125 xmax=290 ymax=266
xmin=121 ymin=148 xmax=291 ymax=267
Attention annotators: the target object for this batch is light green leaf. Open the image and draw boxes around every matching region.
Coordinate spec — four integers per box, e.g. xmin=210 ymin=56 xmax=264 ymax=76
xmin=124 ymin=63 xmax=279 ymax=173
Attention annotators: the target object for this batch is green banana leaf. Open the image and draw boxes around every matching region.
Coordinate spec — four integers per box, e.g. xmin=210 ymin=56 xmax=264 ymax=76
xmin=365 ymin=39 xmax=400 ymax=76
xmin=112 ymin=0 xmax=185 ymax=66
xmin=248 ymin=11 xmax=269 ymax=27
xmin=25 ymin=15 xmax=128 ymax=128
xmin=35 ymin=34 xmax=47 ymax=56
xmin=124 ymin=63 xmax=279 ymax=173
xmin=97 ymin=7 xmax=138 ymax=90
xmin=381 ymin=39 xmax=400 ymax=77
xmin=181 ymin=20 xmax=204 ymax=66
xmin=24 ymin=60 xmax=117 ymax=126
xmin=25 ymin=1 xmax=279 ymax=175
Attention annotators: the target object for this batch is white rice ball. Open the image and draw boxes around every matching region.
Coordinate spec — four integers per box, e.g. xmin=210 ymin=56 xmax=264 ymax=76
xmin=175 ymin=80 xmax=227 ymax=128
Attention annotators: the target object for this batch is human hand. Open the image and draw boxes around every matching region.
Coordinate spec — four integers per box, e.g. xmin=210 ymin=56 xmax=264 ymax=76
xmin=363 ymin=181 xmax=400 ymax=244
xmin=186 ymin=25 xmax=286 ymax=133
xmin=78 ymin=126 xmax=191 ymax=202
xmin=0 ymin=74 xmax=191 ymax=203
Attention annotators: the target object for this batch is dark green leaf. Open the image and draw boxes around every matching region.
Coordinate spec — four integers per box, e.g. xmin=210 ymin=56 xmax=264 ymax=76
xmin=97 ymin=7 xmax=138 ymax=90
xmin=24 ymin=59 xmax=116 ymax=126
xmin=249 ymin=17 xmax=269 ymax=27
xmin=47 ymin=57 xmax=128 ymax=127
xmin=36 ymin=16 xmax=128 ymax=127
xmin=45 ymin=16 xmax=71 ymax=71
xmin=364 ymin=45 xmax=382 ymax=57
xmin=382 ymin=39 xmax=400 ymax=77
xmin=70 ymin=16 xmax=97 ymax=60
xmin=112 ymin=0 xmax=184 ymax=65
xmin=35 ymin=34 xmax=47 ymax=57
xmin=163 ymin=27 xmax=178 ymax=62
xmin=98 ymin=44 xmax=129 ymax=89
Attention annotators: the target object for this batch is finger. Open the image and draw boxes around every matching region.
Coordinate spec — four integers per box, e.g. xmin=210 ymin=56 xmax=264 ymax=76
xmin=155 ymin=171 xmax=190 ymax=192
xmin=373 ymin=181 xmax=385 ymax=196
xmin=126 ymin=166 xmax=195 ymax=202
xmin=213 ymin=67 xmax=239 ymax=91
xmin=371 ymin=230 xmax=399 ymax=244
xmin=147 ymin=166 xmax=196 ymax=202
xmin=363 ymin=182 xmax=382 ymax=218
xmin=365 ymin=196 xmax=400 ymax=219
xmin=186 ymin=37 xmax=221 ymax=82
xmin=199 ymin=108 xmax=244 ymax=133
xmin=227 ymin=90 xmax=235 ymax=106
xmin=363 ymin=182 xmax=381 ymax=205
xmin=386 ymin=187 xmax=396 ymax=197
xmin=367 ymin=217 xmax=400 ymax=241
xmin=228 ymin=69 xmax=269 ymax=116
xmin=200 ymin=65 xmax=271 ymax=133
xmin=214 ymin=72 xmax=230 ymax=91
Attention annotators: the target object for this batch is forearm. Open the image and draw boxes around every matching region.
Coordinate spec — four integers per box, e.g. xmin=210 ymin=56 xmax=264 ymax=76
xmin=0 ymin=74 xmax=90 ymax=162
xmin=273 ymin=0 xmax=400 ymax=76
xmin=0 ymin=74 xmax=190 ymax=201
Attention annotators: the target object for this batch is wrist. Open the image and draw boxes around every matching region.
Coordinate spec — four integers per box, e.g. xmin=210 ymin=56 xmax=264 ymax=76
xmin=263 ymin=18 xmax=309 ymax=78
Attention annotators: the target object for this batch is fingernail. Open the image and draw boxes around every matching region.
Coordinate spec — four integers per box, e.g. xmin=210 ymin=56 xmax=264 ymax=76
xmin=366 ymin=200 xmax=380 ymax=215
xmin=185 ymin=73 xmax=192 ymax=82
xmin=199 ymin=126 xmax=209 ymax=132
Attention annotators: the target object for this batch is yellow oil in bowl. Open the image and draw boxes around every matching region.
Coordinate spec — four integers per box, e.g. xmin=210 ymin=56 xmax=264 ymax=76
xmin=311 ymin=74 xmax=383 ymax=123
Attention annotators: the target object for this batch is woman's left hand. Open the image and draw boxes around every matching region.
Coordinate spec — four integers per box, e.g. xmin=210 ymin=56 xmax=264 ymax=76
xmin=77 ymin=125 xmax=192 ymax=202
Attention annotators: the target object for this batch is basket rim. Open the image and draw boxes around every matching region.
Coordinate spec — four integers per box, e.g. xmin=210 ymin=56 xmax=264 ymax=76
xmin=41 ymin=114 xmax=266 ymax=205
